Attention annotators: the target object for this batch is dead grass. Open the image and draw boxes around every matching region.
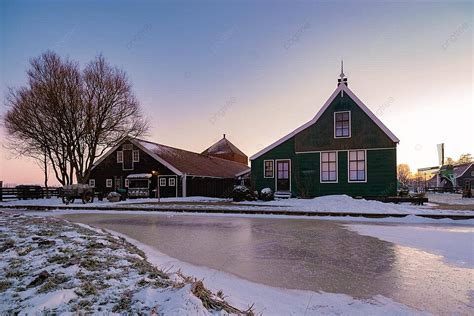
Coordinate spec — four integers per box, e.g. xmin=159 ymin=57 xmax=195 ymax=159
xmin=0 ymin=280 xmax=11 ymax=292
xmin=37 ymin=274 xmax=69 ymax=293
xmin=191 ymin=280 xmax=254 ymax=315
xmin=0 ymin=239 xmax=15 ymax=252
xmin=0 ymin=213 xmax=250 ymax=314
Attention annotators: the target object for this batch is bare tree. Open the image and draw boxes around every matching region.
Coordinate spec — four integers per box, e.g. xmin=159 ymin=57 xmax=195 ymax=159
xmin=397 ymin=164 xmax=411 ymax=185
xmin=73 ymin=55 xmax=148 ymax=183
xmin=3 ymin=51 xmax=148 ymax=185
xmin=456 ymin=153 xmax=473 ymax=165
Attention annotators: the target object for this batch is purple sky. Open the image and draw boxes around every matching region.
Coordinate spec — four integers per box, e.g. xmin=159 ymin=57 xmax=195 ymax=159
xmin=1 ymin=0 xmax=472 ymax=185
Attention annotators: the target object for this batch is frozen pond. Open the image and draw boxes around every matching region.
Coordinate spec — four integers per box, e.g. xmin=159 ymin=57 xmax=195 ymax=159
xmin=61 ymin=213 xmax=474 ymax=314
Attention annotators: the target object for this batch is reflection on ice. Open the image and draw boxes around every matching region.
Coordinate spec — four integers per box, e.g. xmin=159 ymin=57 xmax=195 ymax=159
xmin=61 ymin=213 xmax=473 ymax=314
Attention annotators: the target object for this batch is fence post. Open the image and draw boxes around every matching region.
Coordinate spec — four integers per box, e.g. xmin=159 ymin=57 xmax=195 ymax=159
xmin=0 ymin=181 xmax=3 ymax=202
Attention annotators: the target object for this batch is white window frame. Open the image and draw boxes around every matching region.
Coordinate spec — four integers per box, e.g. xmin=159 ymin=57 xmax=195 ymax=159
xmin=106 ymin=179 xmax=113 ymax=188
xmin=348 ymin=150 xmax=367 ymax=183
xmin=334 ymin=111 xmax=351 ymax=139
xmin=132 ymin=150 xmax=140 ymax=163
xmin=124 ymin=179 xmax=129 ymax=188
xmin=89 ymin=179 xmax=95 ymax=188
xmin=117 ymin=151 xmax=123 ymax=163
xmin=159 ymin=178 xmax=167 ymax=187
xmin=320 ymin=151 xmax=338 ymax=183
xmin=169 ymin=178 xmax=176 ymax=186
xmin=263 ymin=160 xmax=274 ymax=178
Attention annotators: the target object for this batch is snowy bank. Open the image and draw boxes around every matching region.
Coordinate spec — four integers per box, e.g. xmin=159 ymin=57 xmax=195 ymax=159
xmin=1 ymin=194 xmax=472 ymax=217
xmin=238 ymin=194 xmax=473 ymax=215
xmin=0 ymin=213 xmax=248 ymax=314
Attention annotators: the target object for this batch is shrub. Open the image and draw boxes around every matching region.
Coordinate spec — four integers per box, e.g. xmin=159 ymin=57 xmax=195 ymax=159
xmin=260 ymin=188 xmax=274 ymax=201
xmin=232 ymin=185 xmax=249 ymax=202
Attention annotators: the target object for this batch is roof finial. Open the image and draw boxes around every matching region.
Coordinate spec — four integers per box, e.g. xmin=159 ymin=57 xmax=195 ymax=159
xmin=337 ymin=59 xmax=348 ymax=87
xmin=223 ymin=133 xmax=226 ymax=139
xmin=340 ymin=59 xmax=345 ymax=80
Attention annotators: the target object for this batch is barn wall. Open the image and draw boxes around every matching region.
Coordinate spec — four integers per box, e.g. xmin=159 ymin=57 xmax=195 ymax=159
xmin=90 ymin=140 xmax=176 ymax=196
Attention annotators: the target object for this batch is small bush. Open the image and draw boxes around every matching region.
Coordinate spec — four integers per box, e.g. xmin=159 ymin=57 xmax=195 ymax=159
xmin=232 ymin=185 xmax=249 ymax=202
xmin=260 ymin=188 xmax=274 ymax=201
xmin=232 ymin=185 xmax=256 ymax=202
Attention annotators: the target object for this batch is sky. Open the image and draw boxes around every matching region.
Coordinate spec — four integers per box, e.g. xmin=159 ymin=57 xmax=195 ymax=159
xmin=0 ymin=0 xmax=472 ymax=185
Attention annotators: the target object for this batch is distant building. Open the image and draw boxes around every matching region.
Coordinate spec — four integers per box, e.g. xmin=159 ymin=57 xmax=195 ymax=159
xmin=426 ymin=163 xmax=474 ymax=189
xmin=250 ymin=69 xmax=399 ymax=198
xmin=89 ymin=136 xmax=249 ymax=198
xmin=201 ymin=134 xmax=248 ymax=164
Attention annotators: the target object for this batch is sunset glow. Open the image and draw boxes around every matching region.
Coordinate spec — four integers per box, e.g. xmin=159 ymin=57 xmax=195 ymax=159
xmin=1 ymin=0 xmax=472 ymax=185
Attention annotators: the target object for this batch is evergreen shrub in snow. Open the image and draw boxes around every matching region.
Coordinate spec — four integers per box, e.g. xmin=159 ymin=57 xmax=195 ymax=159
xmin=232 ymin=185 xmax=257 ymax=202
xmin=260 ymin=188 xmax=274 ymax=201
xmin=232 ymin=185 xmax=249 ymax=202
xmin=107 ymin=192 xmax=121 ymax=202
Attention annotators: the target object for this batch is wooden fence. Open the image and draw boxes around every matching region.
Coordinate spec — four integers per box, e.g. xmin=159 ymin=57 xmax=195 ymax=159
xmin=425 ymin=186 xmax=461 ymax=193
xmin=0 ymin=185 xmax=61 ymax=202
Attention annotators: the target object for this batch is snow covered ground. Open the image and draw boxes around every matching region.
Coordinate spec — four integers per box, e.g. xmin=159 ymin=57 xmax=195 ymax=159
xmin=426 ymin=192 xmax=474 ymax=206
xmin=1 ymin=194 xmax=472 ymax=216
xmin=0 ymin=212 xmax=246 ymax=315
xmin=0 ymin=196 xmax=225 ymax=207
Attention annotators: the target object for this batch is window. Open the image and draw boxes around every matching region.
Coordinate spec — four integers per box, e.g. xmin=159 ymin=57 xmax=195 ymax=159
xmin=321 ymin=152 xmax=337 ymax=182
xmin=89 ymin=179 xmax=95 ymax=188
xmin=117 ymin=151 xmax=123 ymax=163
xmin=106 ymin=179 xmax=113 ymax=188
xmin=159 ymin=178 xmax=167 ymax=186
xmin=334 ymin=111 xmax=351 ymax=138
xmin=264 ymin=160 xmax=274 ymax=178
xmin=348 ymin=150 xmax=366 ymax=182
xmin=124 ymin=179 xmax=129 ymax=188
xmin=132 ymin=150 xmax=140 ymax=162
xmin=169 ymin=178 xmax=175 ymax=186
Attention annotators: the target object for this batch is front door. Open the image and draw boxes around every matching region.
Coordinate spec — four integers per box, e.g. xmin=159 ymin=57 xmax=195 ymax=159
xmin=115 ymin=176 xmax=122 ymax=190
xmin=276 ymin=160 xmax=290 ymax=192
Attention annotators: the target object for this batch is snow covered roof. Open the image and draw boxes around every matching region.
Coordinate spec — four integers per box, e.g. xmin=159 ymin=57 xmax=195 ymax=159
xmin=126 ymin=173 xmax=153 ymax=179
xmin=133 ymin=138 xmax=250 ymax=178
xmin=250 ymin=83 xmax=400 ymax=160
xmin=453 ymin=163 xmax=473 ymax=178
xmin=201 ymin=135 xmax=247 ymax=158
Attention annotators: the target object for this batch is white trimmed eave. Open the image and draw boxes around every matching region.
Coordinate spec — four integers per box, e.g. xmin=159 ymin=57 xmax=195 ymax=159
xmin=235 ymin=168 xmax=251 ymax=177
xmin=250 ymin=84 xmax=400 ymax=161
xmin=90 ymin=136 xmax=131 ymax=171
xmin=90 ymin=136 xmax=184 ymax=176
xmin=129 ymin=139 xmax=184 ymax=176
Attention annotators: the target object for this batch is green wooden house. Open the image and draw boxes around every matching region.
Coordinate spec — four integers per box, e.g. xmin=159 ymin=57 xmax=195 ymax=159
xmin=250 ymin=72 xmax=399 ymax=198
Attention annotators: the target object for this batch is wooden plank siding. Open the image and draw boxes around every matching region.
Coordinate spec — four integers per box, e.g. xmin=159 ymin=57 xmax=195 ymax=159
xmin=251 ymin=87 xmax=398 ymax=197
xmin=90 ymin=140 xmax=178 ymax=197
xmin=90 ymin=139 xmax=240 ymax=198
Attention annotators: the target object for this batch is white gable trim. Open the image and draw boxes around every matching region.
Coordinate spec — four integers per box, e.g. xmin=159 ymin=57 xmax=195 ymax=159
xmin=90 ymin=140 xmax=128 ymax=171
xmin=250 ymin=84 xmax=399 ymax=160
xmin=129 ymin=139 xmax=183 ymax=176
xmin=342 ymin=85 xmax=399 ymax=143
xmin=456 ymin=163 xmax=473 ymax=178
xmin=90 ymin=137 xmax=184 ymax=176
